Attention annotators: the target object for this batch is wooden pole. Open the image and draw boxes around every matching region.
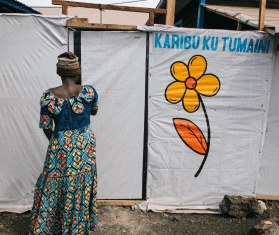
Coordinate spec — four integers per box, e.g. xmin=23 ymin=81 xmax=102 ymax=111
xmin=149 ymin=12 xmax=154 ymax=25
xmin=237 ymin=21 xmax=242 ymax=31
xmin=62 ymin=5 xmax=68 ymax=15
xmin=166 ymin=0 xmax=176 ymax=26
xmin=258 ymin=0 xmax=266 ymax=31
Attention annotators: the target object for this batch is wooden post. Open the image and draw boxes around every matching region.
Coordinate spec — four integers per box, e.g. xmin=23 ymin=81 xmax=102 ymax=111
xmin=62 ymin=5 xmax=68 ymax=15
xmin=100 ymin=9 xmax=103 ymax=24
xmin=149 ymin=12 xmax=154 ymax=25
xmin=237 ymin=21 xmax=242 ymax=31
xmin=259 ymin=0 xmax=266 ymax=31
xmin=166 ymin=0 xmax=176 ymax=26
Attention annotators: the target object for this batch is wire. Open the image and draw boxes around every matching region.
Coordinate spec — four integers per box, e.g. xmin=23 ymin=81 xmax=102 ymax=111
xmin=9 ymin=0 xmax=148 ymax=7
xmin=109 ymin=0 xmax=147 ymax=5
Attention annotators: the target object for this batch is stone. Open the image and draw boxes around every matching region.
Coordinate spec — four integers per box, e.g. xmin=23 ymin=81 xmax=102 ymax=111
xmin=219 ymin=195 xmax=266 ymax=218
xmin=219 ymin=198 xmax=228 ymax=214
xmin=259 ymin=200 xmax=268 ymax=214
xmin=249 ymin=217 xmax=279 ymax=235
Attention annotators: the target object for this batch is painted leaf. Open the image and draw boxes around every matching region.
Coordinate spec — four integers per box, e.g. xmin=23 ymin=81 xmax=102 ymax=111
xmin=173 ymin=118 xmax=207 ymax=155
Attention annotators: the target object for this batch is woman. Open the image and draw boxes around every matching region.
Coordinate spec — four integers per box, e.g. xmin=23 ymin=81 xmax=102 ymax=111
xmin=29 ymin=52 xmax=98 ymax=234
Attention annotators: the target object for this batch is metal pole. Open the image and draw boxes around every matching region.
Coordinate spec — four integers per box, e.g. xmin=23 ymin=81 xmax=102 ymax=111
xmin=197 ymin=0 xmax=206 ymax=28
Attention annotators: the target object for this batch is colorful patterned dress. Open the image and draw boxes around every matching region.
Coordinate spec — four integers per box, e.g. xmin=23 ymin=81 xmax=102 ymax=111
xmin=29 ymin=85 xmax=98 ymax=235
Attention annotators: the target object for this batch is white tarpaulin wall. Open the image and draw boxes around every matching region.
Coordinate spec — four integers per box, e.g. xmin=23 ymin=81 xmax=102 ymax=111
xmin=137 ymin=26 xmax=276 ymax=210
xmin=0 ymin=14 xmax=71 ymax=212
xmin=256 ymin=37 xmax=279 ymax=196
xmin=0 ymin=15 xmax=146 ymax=212
xmin=81 ymin=31 xmax=146 ymax=199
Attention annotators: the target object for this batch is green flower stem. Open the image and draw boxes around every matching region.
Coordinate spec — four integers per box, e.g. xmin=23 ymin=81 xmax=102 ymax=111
xmin=195 ymin=95 xmax=210 ymax=178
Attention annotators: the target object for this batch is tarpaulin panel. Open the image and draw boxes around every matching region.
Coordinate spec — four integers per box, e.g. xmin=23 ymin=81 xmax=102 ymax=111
xmin=81 ymin=31 xmax=146 ymax=199
xmin=0 ymin=14 xmax=70 ymax=212
xmin=146 ymin=27 xmax=275 ymax=209
xmin=256 ymin=37 xmax=279 ymax=195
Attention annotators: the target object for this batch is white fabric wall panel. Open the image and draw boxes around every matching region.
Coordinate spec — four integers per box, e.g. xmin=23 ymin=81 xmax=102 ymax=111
xmin=81 ymin=32 xmax=146 ymax=199
xmin=143 ymin=27 xmax=275 ymax=209
xmin=69 ymin=30 xmax=74 ymax=53
xmin=256 ymin=37 xmax=279 ymax=195
xmin=0 ymin=15 xmax=70 ymax=212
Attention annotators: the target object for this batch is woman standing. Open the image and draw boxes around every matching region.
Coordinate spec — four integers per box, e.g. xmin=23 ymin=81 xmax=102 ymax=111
xmin=29 ymin=52 xmax=98 ymax=234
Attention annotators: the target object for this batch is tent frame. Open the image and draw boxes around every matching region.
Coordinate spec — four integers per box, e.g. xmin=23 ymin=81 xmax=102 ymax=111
xmin=52 ymin=0 xmax=176 ymax=29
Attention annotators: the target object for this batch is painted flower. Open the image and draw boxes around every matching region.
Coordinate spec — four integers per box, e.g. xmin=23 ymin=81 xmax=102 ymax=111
xmin=165 ymin=55 xmax=220 ymax=112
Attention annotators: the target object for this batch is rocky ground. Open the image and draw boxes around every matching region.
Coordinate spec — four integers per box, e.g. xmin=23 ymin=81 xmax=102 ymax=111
xmin=0 ymin=200 xmax=278 ymax=235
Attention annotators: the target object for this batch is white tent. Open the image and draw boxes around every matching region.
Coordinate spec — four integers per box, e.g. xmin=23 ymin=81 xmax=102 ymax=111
xmin=0 ymin=14 xmax=278 ymax=213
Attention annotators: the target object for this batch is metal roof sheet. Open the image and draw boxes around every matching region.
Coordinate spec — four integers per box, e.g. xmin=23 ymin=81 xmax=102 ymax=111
xmin=0 ymin=0 xmax=40 ymax=14
xmin=33 ymin=7 xmax=149 ymax=26
xmin=203 ymin=4 xmax=279 ymax=33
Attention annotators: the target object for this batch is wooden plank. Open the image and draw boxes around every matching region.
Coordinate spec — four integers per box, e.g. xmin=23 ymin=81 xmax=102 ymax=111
xmin=98 ymin=200 xmax=144 ymax=206
xmin=203 ymin=7 xmax=276 ymax=35
xmin=166 ymin=0 xmax=176 ymax=26
xmin=52 ymin=0 xmax=167 ymax=14
xmin=204 ymin=5 xmax=279 ymax=28
xmin=205 ymin=7 xmax=242 ymax=22
xmin=264 ymin=27 xmax=275 ymax=35
xmin=259 ymin=0 xmax=267 ymax=31
xmin=203 ymin=8 xmax=275 ymax=35
xmin=256 ymin=194 xmax=279 ymax=201
xmin=237 ymin=21 xmax=242 ymax=31
xmin=62 ymin=5 xmax=67 ymax=15
xmin=67 ymin=19 xmax=137 ymax=30
xmin=205 ymin=7 xmax=255 ymax=29
xmin=149 ymin=12 xmax=154 ymax=25
xmin=68 ymin=17 xmax=89 ymax=24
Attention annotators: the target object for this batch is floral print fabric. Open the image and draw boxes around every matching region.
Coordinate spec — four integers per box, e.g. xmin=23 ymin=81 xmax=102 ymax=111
xmin=39 ymin=85 xmax=98 ymax=134
xmin=30 ymin=85 xmax=98 ymax=235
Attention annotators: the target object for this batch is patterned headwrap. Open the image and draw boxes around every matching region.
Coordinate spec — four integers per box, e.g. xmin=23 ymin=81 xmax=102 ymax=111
xmin=56 ymin=52 xmax=81 ymax=76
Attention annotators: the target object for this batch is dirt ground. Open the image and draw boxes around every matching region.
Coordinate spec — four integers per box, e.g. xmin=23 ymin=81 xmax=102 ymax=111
xmin=0 ymin=200 xmax=278 ymax=235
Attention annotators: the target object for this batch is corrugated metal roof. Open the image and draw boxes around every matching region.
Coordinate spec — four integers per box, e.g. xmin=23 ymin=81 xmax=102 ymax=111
xmin=203 ymin=4 xmax=279 ymax=33
xmin=0 ymin=0 xmax=40 ymax=14
xmin=33 ymin=7 xmax=149 ymax=26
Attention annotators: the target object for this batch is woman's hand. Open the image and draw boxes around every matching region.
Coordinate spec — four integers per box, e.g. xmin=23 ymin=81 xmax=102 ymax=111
xmin=91 ymin=108 xmax=98 ymax=116
xmin=43 ymin=129 xmax=53 ymax=141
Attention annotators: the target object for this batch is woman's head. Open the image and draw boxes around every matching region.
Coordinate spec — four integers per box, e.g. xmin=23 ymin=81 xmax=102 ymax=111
xmin=56 ymin=52 xmax=81 ymax=77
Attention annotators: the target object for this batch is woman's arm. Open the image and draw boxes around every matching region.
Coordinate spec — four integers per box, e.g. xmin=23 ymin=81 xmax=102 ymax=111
xmin=43 ymin=129 xmax=53 ymax=141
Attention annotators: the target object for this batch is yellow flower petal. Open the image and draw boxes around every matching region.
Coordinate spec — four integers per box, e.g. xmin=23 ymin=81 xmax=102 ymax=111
xmin=171 ymin=62 xmax=189 ymax=82
xmin=165 ymin=81 xmax=186 ymax=103
xmin=189 ymin=55 xmax=207 ymax=80
xmin=195 ymin=74 xmax=220 ymax=96
xmin=183 ymin=89 xmax=200 ymax=112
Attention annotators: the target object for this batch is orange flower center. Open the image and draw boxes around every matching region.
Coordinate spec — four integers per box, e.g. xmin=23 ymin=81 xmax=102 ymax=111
xmin=185 ymin=77 xmax=197 ymax=89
